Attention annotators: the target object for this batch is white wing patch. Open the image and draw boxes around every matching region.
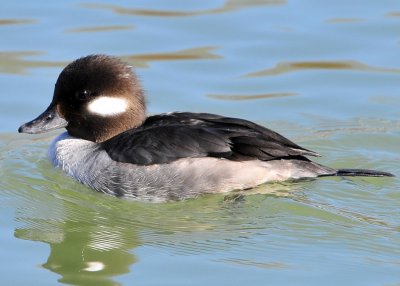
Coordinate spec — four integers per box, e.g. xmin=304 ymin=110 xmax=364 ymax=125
xmin=87 ymin=96 xmax=128 ymax=116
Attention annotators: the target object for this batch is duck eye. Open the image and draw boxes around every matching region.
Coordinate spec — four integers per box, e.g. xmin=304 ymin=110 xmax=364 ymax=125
xmin=75 ymin=90 xmax=91 ymax=101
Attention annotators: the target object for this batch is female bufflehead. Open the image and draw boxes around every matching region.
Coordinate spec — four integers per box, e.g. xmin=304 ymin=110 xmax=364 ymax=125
xmin=18 ymin=55 xmax=394 ymax=201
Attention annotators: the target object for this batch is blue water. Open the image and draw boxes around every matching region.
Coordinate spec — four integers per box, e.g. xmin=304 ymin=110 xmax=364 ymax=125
xmin=1 ymin=1 xmax=399 ymax=285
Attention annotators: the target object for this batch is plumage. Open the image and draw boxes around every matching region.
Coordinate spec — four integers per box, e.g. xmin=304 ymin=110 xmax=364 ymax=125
xmin=102 ymin=112 xmax=318 ymax=165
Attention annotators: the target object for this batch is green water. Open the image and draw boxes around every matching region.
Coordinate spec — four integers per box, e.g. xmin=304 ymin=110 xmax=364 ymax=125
xmin=1 ymin=0 xmax=399 ymax=285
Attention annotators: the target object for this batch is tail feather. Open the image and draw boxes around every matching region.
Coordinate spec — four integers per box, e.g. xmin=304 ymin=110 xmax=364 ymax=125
xmin=334 ymin=169 xmax=395 ymax=177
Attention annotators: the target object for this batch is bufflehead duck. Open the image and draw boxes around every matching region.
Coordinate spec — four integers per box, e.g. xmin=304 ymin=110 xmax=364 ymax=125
xmin=18 ymin=55 xmax=394 ymax=201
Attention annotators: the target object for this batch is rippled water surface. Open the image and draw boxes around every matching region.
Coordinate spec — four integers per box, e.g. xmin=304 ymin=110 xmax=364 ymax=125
xmin=1 ymin=1 xmax=400 ymax=285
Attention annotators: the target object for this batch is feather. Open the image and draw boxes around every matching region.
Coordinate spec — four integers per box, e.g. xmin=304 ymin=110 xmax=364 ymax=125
xmin=102 ymin=112 xmax=319 ymax=165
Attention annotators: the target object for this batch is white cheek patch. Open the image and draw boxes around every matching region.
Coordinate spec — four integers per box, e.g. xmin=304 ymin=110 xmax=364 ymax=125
xmin=87 ymin=96 xmax=128 ymax=116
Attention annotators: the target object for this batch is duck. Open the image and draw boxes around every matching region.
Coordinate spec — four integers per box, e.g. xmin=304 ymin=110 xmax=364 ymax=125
xmin=18 ymin=55 xmax=394 ymax=201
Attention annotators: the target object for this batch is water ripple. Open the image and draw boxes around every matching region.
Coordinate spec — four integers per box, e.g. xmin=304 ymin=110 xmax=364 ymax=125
xmin=66 ymin=25 xmax=134 ymax=33
xmin=245 ymin=60 xmax=400 ymax=77
xmin=386 ymin=11 xmax=400 ymax=18
xmin=207 ymin=92 xmax=296 ymax=101
xmin=326 ymin=18 xmax=364 ymax=24
xmin=219 ymin=258 xmax=289 ymax=269
xmin=121 ymin=46 xmax=222 ymax=68
xmin=0 ymin=47 xmax=221 ymax=74
xmin=81 ymin=0 xmax=286 ymax=18
xmin=0 ymin=51 xmax=64 ymax=75
xmin=0 ymin=19 xmax=36 ymax=25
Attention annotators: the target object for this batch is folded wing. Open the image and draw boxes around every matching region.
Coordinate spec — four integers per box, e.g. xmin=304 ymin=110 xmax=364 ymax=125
xmin=102 ymin=112 xmax=320 ymax=165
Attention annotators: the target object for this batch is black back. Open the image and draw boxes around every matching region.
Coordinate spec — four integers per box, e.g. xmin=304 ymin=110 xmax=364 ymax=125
xmin=102 ymin=112 xmax=319 ymax=165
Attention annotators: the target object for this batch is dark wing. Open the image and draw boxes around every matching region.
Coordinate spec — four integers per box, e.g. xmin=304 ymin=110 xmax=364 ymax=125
xmin=102 ymin=112 xmax=320 ymax=165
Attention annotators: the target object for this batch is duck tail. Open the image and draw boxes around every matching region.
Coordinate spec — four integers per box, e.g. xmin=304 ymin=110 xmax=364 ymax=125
xmin=334 ymin=168 xmax=395 ymax=177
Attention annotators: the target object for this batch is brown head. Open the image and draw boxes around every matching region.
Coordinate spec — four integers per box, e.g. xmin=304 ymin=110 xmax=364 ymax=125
xmin=18 ymin=55 xmax=146 ymax=142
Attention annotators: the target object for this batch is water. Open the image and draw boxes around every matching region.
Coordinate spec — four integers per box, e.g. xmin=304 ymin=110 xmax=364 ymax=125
xmin=1 ymin=0 xmax=400 ymax=285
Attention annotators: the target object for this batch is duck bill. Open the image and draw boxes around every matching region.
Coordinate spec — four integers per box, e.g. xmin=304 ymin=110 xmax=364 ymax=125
xmin=18 ymin=104 xmax=68 ymax=134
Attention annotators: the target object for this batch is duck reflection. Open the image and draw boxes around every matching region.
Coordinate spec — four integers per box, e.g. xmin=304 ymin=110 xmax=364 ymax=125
xmin=14 ymin=203 xmax=139 ymax=286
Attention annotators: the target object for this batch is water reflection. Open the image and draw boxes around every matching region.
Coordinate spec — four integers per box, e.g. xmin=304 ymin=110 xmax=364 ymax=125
xmin=13 ymin=191 xmax=247 ymax=284
xmin=121 ymin=46 xmax=221 ymax=68
xmin=15 ymin=217 xmax=138 ymax=286
xmin=0 ymin=51 xmax=64 ymax=75
xmin=221 ymin=258 xmax=289 ymax=269
xmin=386 ymin=11 xmax=400 ymax=18
xmin=0 ymin=47 xmax=220 ymax=74
xmin=326 ymin=18 xmax=364 ymax=24
xmin=66 ymin=25 xmax=134 ymax=33
xmin=81 ymin=0 xmax=286 ymax=18
xmin=246 ymin=60 xmax=400 ymax=77
xmin=304 ymin=116 xmax=400 ymax=138
xmin=0 ymin=19 xmax=36 ymax=25
xmin=207 ymin=92 xmax=295 ymax=101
